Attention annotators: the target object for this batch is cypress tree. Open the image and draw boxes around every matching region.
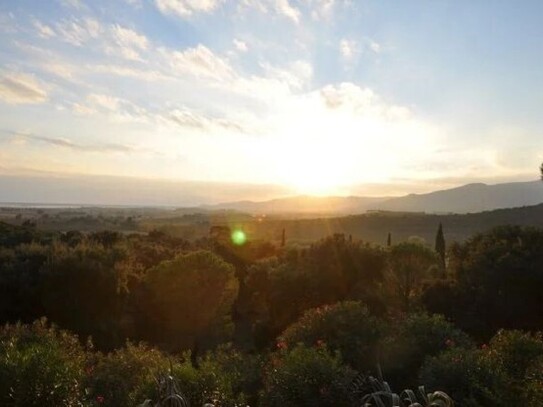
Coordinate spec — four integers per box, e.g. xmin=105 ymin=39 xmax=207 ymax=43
xmin=387 ymin=232 xmax=391 ymax=247
xmin=435 ymin=222 xmax=446 ymax=270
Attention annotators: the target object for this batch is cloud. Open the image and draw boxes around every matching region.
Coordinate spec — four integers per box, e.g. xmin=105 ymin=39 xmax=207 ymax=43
xmin=57 ymin=0 xmax=84 ymax=9
xmin=155 ymin=0 xmax=222 ymax=18
xmin=162 ymin=44 xmax=235 ymax=81
xmin=123 ymin=0 xmax=143 ymax=7
xmin=55 ymin=17 xmax=103 ymax=46
xmin=367 ymin=38 xmax=381 ymax=53
xmin=11 ymin=132 xmax=148 ymax=154
xmin=164 ymin=108 xmax=250 ymax=133
xmin=319 ymin=82 xmax=411 ymax=120
xmin=339 ymin=39 xmax=356 ymax=59
xmin=260 ymin=60 xmax=313 ymax=90
xmin=307 ymin=0 xmax=337 ymax=20
xmin=238 ymin=0 xmax=300 ymax=23
xmin=274 ymin=0 xmax=301 ymax=23
xmin=90 ymin=64 xmax=172 ymax=81
xmin=0 ymin=72 xmax=48 ymax=104
xmin=233 ymin=39 xmax=248 ymax=52
xmin=72 ymin=92 xmax=250 ymax=134
xmin=111 ymin=25 xmax=148 ymax=50
xmin=33 ymin=20 xmax=56 ymax=39
xmin=73 ymin=93 xmax=149 ymax=123
xmin=109 ymin=25 xmax=149 ymax=61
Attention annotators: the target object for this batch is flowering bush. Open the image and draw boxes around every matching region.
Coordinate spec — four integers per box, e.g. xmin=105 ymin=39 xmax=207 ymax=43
xmin=84 ymin=342 xmax=172 ymax=407
xmin=0 ymin=319 xmax=87 ymax=406
xmin=278 ymin=301 xmax=385 ymax=371
xmin=381 ymin=313 xmax=473 ymax=388
xmin=261 ymin=344 xmax=355 ymax=407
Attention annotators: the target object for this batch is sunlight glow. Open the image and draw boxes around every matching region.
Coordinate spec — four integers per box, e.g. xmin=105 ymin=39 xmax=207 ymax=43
xmin=231 ymin=229 xmax=247 ymax=246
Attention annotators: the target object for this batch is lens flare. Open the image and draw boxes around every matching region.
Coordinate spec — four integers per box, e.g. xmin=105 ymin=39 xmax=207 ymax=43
xmin=231 ymin=229 xmax=247 ymax=246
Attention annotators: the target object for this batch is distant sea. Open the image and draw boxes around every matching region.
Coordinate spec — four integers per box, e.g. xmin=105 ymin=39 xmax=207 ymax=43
xmin=0 ymin=202 xmax=85 ymax=208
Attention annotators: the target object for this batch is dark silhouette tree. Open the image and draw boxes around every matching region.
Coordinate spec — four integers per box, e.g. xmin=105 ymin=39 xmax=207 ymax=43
xmin=388 ymin=242 xmax=437 ymax=312
xmin=540 ymin=162 xmax=543 ymax=181
xmin=144 ymin=250 xmax=239 ymax=352
xmin=387 ymin=232 xmax=391 ymax=247
xmin=435 ymin=223 xmax=446 ymax=271
xmin=281 ymin=228 xmax=286 ymax=247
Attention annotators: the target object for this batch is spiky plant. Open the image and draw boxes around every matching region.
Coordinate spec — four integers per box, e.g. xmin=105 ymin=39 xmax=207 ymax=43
xmin=139 ymin=373 xmax=190 ymax=407
xmin=349 ymin=374 xmax=453 ymax=407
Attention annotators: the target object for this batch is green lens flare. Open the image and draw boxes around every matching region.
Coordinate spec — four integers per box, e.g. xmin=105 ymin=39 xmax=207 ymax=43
xmin=231 ymin=229 xmax=247 ymax=246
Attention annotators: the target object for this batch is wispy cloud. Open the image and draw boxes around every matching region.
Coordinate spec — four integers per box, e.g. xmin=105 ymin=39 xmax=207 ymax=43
xmin=155 ymin=0 xmax=223 ymax=19
xmin=161 ymin=44 xmax=235 ymax=81
xmin=0 ymin=72 xmax=48 ymax=104
xmin=164 ymin=108 xmax=251 ymax=133
xmin=72 ymin=93 xmax=149 ymax=123
xmin=307 ymin=0 xmax=338 ymax=21
xmin=55 ymin=17 xmax=103 ymax=46
xmin=8 ymin=131 xmax=154 ymax=155
xmin=240 ymin=0 xmax=301 ymax=23
xmin=233 ymin=39 xmax=248 ymax=52
xmin=274 ymin=0 xmax=301 ymax=23
xmin=339 ymin=38 xmax=356 ymax=59
xmin=32 ymin=20 xmax=56 ymax=39
xmin=57 ymin=0 xmax=85 ymax=9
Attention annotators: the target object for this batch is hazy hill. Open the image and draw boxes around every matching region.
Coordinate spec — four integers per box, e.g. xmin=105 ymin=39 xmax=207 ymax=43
xmin=204 ymin=180 xmax=543 ymax=215
xmin=374 ymin=180 xmax=543 ymax=214
xmin=200 ymin=195 xmax=388 ymax=215
xmin=140 ymin=202 xmax=543 ymax=245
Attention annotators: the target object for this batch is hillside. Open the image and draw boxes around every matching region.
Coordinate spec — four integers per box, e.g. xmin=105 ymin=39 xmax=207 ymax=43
xmin=374 ymin=180 xmax=543 ymax=213
xmin=202 ymin=180 xmax=543 ymax=215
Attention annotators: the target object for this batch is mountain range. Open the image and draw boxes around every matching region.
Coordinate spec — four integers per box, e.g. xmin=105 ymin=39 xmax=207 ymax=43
xmin=201 ymin=180 xmax=543 ymax=215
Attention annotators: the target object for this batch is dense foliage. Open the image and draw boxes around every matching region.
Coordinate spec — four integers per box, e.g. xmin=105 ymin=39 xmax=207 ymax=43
xmin=1 ymin=221 xmax=543 ymax=405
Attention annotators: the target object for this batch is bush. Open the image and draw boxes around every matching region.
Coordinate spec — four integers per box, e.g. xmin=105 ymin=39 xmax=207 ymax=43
xmin=484 ymin=330 xmax=543 ymax=405
xmin=85 ymin=342 xmax=172 ymax=407
xmin=420 ymin=347 xmax=504 ymax=407
xmin=261 ymin=344 xmax=355 ymax=407
xmin=381 ymin=313 xmax=473 ymax=388
xmin=279 ymin=301 xmax=384 ymax=371
xmin=0 ymin=319 xmax=87 ymax=407
xmin=198 ymin=344 xmax=264 ymax=406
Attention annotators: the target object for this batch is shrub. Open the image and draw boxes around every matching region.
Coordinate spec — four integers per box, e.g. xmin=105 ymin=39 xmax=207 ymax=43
xmin=261 ymin=344 xmax=355 ymax=407
xmin=279 ymin=301 xmax=384 ymax=371
xmin=420 ymin=347 xmax=505 ymax=406
xmin=85 ymin=342 xmax=172 ymax=407
xmin=198 ymin=344 xmax=264 ymax=406
xmin=0 ymin=319 xmax=86 ymax=407
xmin=381 ymin=313 xmax=473 ymax=388
xmin=484 ymin=330 xmax=543 ymax=405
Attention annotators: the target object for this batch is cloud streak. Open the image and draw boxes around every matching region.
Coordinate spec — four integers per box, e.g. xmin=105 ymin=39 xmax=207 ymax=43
xmin=7 ymin=131 xmax=155 ymax=155
xmin=0 ymin=72 xmax=48 ymax=104
xmin=155 ymin=0 xmax=223 ymax=18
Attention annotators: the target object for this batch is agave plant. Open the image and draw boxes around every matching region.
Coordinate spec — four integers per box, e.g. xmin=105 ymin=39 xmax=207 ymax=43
xmin=138 ymin=373 xmax=190 ymax=407
xmin=349 ymin=374 xmax=453 ymax=407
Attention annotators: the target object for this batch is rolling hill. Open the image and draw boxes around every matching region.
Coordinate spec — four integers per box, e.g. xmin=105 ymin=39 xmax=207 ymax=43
xmin=203 ymin=180 xmax=543 ymax=215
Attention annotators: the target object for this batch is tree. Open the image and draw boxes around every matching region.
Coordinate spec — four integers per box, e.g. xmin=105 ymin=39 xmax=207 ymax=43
xmin=387 ymin=232 xmax=391 ymax=247
xmin=540 ymin=162 xmax=543 ymax=181
xmin=381 ymin=313 xmax=473 ymax=388
xmin=424 ymin=226 xmax=543 ymax=340
xmin=387 ymin=243 xmax=437 ymax=312
xmin=41 ymin=242 xmax=128 ymax=350
xmin=434 ymin=223 xmax=446 ymax=271
xmin=0 ymin=319 xmax=87 ymax=407
xmin=144 ymin=250 xmax=239 ymax=352
xmin=279 ymin=301 xmax=385 ymax=371
xmin=261 ymin=345 xmax=355 ymax=407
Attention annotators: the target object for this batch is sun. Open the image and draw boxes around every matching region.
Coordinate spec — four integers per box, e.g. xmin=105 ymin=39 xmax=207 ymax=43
xmin=275 ymin=134 xmax=354 ymax=196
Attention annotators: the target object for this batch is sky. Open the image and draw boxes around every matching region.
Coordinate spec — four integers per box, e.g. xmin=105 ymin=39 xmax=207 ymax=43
xmin=0 ymin=0 xmax=543 ymax=204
